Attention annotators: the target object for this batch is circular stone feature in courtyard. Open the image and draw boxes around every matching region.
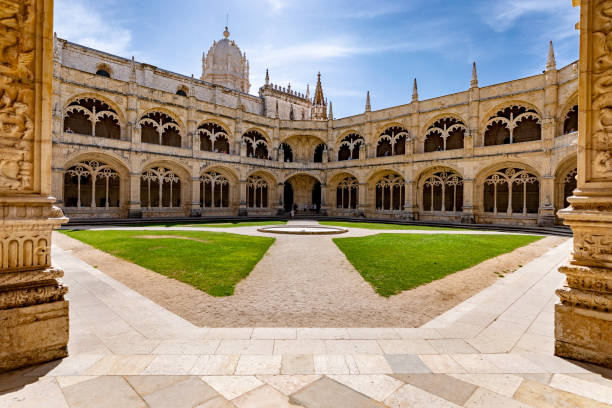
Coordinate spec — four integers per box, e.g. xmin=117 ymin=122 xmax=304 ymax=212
xmin=258 ymin=225 xmax=348 ymax=235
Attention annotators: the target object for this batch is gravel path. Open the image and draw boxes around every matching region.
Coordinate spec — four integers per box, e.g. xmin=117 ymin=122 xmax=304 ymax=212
xmin=55 ymin=221 xmax=567 ymax=327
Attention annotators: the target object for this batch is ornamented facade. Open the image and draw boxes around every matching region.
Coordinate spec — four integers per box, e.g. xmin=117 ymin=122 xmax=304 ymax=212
xmin=51 ymin=28 xmax=579 ymax=226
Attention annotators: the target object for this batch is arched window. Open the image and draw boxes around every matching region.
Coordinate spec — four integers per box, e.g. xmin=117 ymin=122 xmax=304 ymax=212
xmin=243 ymin=131 xmax=269 ymax=159
xmin=314 ymin=143 xmax=326 ymax=163
xmin=422 ymin=170 xmax=463 ymax=212
xmin=336 ymin=176 xmax=358 ymax=209
xmin=562 ymin=168 xmax=577 ymax=208
xmin=198 ymin=122 xmax=229 ymax=153
xmin=424 ymin=118 xmax=466 ymax=152
xmin=376 ymin=174 xmax=405 ymax=211
xmin=64 ymin=98 xmax=120 ymax=139
xmin=95 ymin=69 xmax=110 ymax=78
xmin=376 ymin=126 xmax=408 ymax=157
xmin=141 ymin=167 xmax=181 ymax=208
xmin=200 ymin=171 xmax=229 ymax=208
xmin=484 ymin=105 xmax=541 ymax=146
xmin=64 ymin=160 xmax=120 ymax=208
xmin=247 ymin=175 xmax=268 ymax=208
xmin=483 ymin=168 xmax=539 ymax=215
xmin=176 ymin=89 xmax=187 ymax=97
xmin=338 ymin=133 xmax=363 ymax=161
xmin=563 ymin=105 xmax=578 ymax=134
xmin=139 ymin=112 xmax=182 ymax=147
xmin=280 ymin=143 xmax=293 ymax=162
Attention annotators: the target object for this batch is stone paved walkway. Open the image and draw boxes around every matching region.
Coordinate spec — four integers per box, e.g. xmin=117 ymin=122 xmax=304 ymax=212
xmin=1 ymin=224 xmax=611 ymax=407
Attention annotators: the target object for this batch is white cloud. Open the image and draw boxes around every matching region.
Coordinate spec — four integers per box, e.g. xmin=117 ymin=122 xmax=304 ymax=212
xmin=53 ymin=0 xmax=134 ymax=57
xmin=265 ymin=0 xmax=290 ymax=14
xmin=486 ymin=0 xmax=578 ymax=34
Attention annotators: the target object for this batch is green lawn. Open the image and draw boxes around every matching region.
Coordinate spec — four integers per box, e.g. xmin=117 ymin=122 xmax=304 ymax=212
xmin=333 ymin=233 xmax=543 ymax=297
xmin=319 ymin=221 xmax=464 ymax=231
xmin=86 ymin=220 xmax=287 ymax=228
xmin=61 ymin=229 xmax=275 ymax=297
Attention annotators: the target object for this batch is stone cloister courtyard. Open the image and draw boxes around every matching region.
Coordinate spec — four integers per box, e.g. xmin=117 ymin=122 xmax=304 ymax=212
xmin=1 ymin=220 xmax=611 ymax=407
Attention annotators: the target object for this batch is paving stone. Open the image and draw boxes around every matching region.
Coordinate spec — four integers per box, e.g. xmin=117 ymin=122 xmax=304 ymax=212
xmin=0 ymin=377 xmax=69 ymax=408
xmin=84 ymin=355 xmax=154 ymax=375
xmin=346 ymin=328 xmax=400 ymax=339
xmin=125 ymin=375 xmax=189 ymax=396
xmin=216 ymin=340 xmax=274 ymax=355
xmin=281 ymin=355 xmax=315 ymax=374
xmin=325 ymin=340 xmax=381 ymax=354
xmin=143 ymin=376 xmax=220 ymax=408
xmin=513 ymin=379 xmax=612 ymax=408
xmin=203 ymin=328 xmax=253 ymax=340
xmin=274 ymin=340 xmax=325 ymax=355
xmin=464 ymin=387 xmax=531 ymax=408
xmin=394 ymin=328 xmax=443 ymax=339
xmin=25 ymin=354 xmax=104 ymax=377
xmin=233 ymin=384 xmax=303 ymax=408
xmin=252 ymin=328 xmax=297 ymax=339
xmin=62 ymin=376 xmax=146 ymax=408
xmin=352 ymin=354 xmax=393 ymax=374
xmin=289 ymin=376 xmax=385 ymax=408
xmin=384 ymin=383 xmax=462 ymax=407
xmin=449 ymin=373 xmax=524 ymax=397
xmin=297 ymin=328 xmax=350 ymax=339
xmin=483 ymin=354 xmax=547 ymax=373
xmin=392 ymin=374 xmax=477 ymax=406
xmin=152 ymin=339 xmax=221 ymax=354
xmin=194 ymin=396 xmax=236 ymax=408
xmin=190 ymin=355 xmax=240 ymax=375
xmin=257 ymin=375 xmax=321 ymax=396
xmin=313 ymin=355 xmax=349 ymax=375
xmin=141 ymin=355 xmax=198 ymax=375
xmin=344 ymin=354 xmax=360 ymax=374
xmin=201 ymin=376 xmax=263 ymax=400
xmin=565 ymin=373 xmax=612 ymax=389
xmin=549 ymin=373 xmax=612 ymax=405
xmin=427 ymin=339 xmax=479 ymax=354
xmin=378 ymin=339 xmax=437 ymax=355
xmin=418 ymin=354 xmax=466 ymax=373
xmin=235 ymin=355 xmax=282 ymax=375
xmin=384 ymin=354 xmax=431 ymax=374
xmin=56 ymin=376 xmax=99 ymax=388
xmin=328 ymin=375 xmax=404 ymax=401
xmin=450 ymin=354 xmax=504 ymax=374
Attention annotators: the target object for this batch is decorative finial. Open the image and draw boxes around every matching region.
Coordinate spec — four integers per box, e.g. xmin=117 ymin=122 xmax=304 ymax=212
xmin=365 ymin=91 xmax=371 ymax=112
xmin=129 ymin=56 xmax=136 ymax=81
xmin=275 ymin=100 xmax=279 ymax=118
xmin=223 ymin=26 xmax=230 ymax=39
xmin=306 ymin=84 xmax=310 ymax=100
xmin=265 ymin=68 xmax=269 ymax=85
xmin=328 ymin=101 xmax=333 ymax=120
xmin=471 ymin=62 xmax=478 ymax=88
xmin=412 ymin=78 xmax=418 ymax=102
xmin=546 ymin=40 xmax=556 ymax=70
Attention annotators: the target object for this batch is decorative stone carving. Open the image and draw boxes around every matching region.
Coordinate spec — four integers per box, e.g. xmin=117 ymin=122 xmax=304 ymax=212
xmin=555 ymin=0 xmax=612 ymax=368
xmin=0 ymin=0 xmax=69 ymax=372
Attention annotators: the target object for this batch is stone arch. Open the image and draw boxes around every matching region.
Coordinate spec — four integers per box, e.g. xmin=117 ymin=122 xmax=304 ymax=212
xmin=334 ymin=129 xmax=363 ymax=145
xmin=554 ymin=153 xmax=578 ymax=222
xmin=198 ymin=121 xmax=231 ymax=153
xmin=558 ymin=95 xmax=578 ymax=135
xmin=246 ymin=170 xmax=277 ymax=209
xmin=416 ymin=166 xmax=464 ymax=214
xmin=331 ymin=172 xmax=359 ymax=210
xmin=138 ymin=108 xmax=184 ymax=148
xmin=63 ymin=93 xmax=125 ymax=124
xmin=199 ymin=166 xmax=237 ymax=209
xmin=423 ymin=115 xmax=467 ymax=152
xmin=376 ymin=124 xmax=409 ymax=157
xmin=336 ymin=132 xmax=364 ymax=161
xmin=197 ymin=118 xmax=232 ymax=137
xmin=367 ymin=169 xmax=407 ymax=211
xmin=62 ymin=152 xmax=129 ymax=212
xmin=481 ymin=101 xmax=543 ymax=146
xmin=140 ymin=160 xmax=190 ymax=211
xmin=420 ymin=113 xmax=467 ymax=137
xmin=242 ymin=128 xmax=271 ymax=159
xmin=63 ymin=94 xmax=124 ymax=139
xmin=475 ymin=162 xmax=541 ymax=216
xmin=95 ymin=63 xmax=113 ymax=78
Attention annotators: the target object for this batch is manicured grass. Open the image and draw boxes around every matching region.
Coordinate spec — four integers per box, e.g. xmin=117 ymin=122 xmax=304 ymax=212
xmin=319 ymin=221 xmax=463 ymax=231
xmin=333 ymin=233 xmax=543 ymax=297
xmin=61 ymin=229 xmax=275 ymax=297
xmin=90 ymin=220 xmax=287 ymax=228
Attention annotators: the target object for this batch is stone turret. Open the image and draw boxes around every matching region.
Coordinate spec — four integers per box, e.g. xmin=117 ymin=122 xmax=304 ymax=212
xmin=412 ymin=79 xmax=419 ymax=102
xmin=311 ymin=72 xmax=327 ymax=120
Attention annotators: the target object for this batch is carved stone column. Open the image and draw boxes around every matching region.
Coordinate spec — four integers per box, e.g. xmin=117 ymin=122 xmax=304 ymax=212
xmin=0 ymin=0 xmax=69 ymax=372
xmin=555 ymin=0 xmax=612 ymax=368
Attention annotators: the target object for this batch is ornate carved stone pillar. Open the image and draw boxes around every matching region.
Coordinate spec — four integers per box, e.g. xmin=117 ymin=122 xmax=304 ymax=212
xmin=555 ymin=0 xmax=612 ymax=368
xmin=0 ymin=0 xmax=70 ymax=372
xmin=403 ymin=180 xmax=417 ymax=220
xmin=128 ymin=172 xmax=142 ymax=218
xmin=238 ymin=179 xmax=248 ymax=216
xmin=190 ymin=176 xmax=201 ymax=217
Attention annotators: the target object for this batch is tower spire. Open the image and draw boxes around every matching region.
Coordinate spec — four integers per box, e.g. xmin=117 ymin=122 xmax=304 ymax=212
xmin=365 ymin=91 xmax=371 ymax=112
xmin=546 ymin=40 xmax=556 ymax=70
xmin=412 ymin=78 xmax=418 ymax=102
xmin=471 ymin=62 xmax=478 ymax=88
xmin=311 ymin=72 xmax=327 ymax=120
xmin=328 ymin=101 xmax=333 ymax=120
xmin=265 ymin=68 xmax=269 ymax=85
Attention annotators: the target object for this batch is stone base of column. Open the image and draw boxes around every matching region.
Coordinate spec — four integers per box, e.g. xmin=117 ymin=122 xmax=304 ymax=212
xmin=0 ymin=301 xmax=69 ymax=372
xmin=276 ymin=207 xmax=286 ymax=216
xmin=538 ymin=213 xmax=556 ymax=226
xmin=238 ymin=208 xmax=248 ymax=216
xmin=190 ymin=208 xmax=202 ymax=217
xmin=128 ymin=209 xmax=142 ymax=218
xmin=554 ymin=303 xmax=611 ymax=368
xmin=460 ymin=213 xmax=475 ymax=223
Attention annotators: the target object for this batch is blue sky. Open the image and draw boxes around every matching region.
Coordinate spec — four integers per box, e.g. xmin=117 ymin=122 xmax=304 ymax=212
xmin=54 ymin=0 xmax=579 ymax=118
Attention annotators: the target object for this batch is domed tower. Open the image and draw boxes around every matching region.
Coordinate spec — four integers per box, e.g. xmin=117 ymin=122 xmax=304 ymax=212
xmin=201 ymin=27 xmax=250 ymax=93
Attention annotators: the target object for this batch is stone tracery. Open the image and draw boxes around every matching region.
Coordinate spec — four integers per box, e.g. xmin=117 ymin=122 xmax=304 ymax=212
xmin=199 ymin=122 xmax=230 ymax=153
xmin=200 ymin=171 xmax=229 ymax=208
xmin=247 ymin=175 xmax=269 ymax=208
xmin=139 ymin=112 xmax=182 ymax=147
xmin=336 ymin=176 xmax=358 ymax=209
xmin=376 ymin=126 xmax=409 ymax=157
xmin=484 ymin=105 xmax=541 ymax=145
xmin=423 ymin=170 xmax=463 ymax=212
xmin=141 ymin=167 xmax=181 ymax=208
xmin=483 ymin=167 xmax=539 ymax=215
xmin=243 ymin=130 xmax=269 ymax=159
xmin=338 ymin=133 xmax=363 ymax=161
xmin=424 ymin=118 xmax=466 ymax=152
xmin=63 ymin=98 xmax=120 ymax=139
xmin=64 ymin=160 xmax=120 ymax=208
xmin=375 ymin=174 xmax=406 ymax=210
